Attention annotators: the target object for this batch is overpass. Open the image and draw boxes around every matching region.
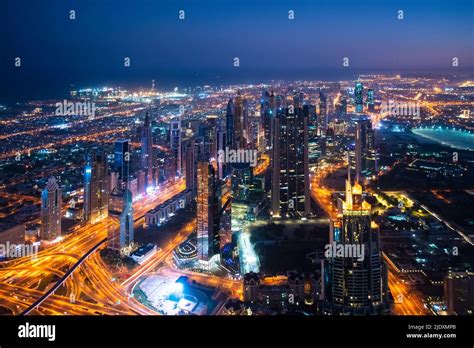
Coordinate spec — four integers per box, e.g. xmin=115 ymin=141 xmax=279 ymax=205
xmin=20 ymin=237 xmax=108 ymax=315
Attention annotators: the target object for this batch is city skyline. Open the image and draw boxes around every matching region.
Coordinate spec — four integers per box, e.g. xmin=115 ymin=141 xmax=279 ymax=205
xmin=0 ymin=1 xmax=473 ymax=345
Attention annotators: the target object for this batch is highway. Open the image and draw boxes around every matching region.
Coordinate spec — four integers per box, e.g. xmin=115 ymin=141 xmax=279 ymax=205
xmin=0 ymin=178 xmax=186 ymax=315
xmin=386 ymin=261 xmax=429 ymax=315
xmin=20 ymin=238 xmax=108 ymax=315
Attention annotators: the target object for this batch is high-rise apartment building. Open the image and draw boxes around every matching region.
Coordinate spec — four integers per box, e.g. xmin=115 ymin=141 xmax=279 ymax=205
xmin=40 ymin=177 xmax=62 ymax=240
xmin=271 ymin=97 xmax=310 ymax=219
xmin=196 ymin=161 xmax=220 ymax=264
xmin=83 ymin=151 xmax=109 ymax=224
xmin=140 ymin=112 xmax=154 ymax=191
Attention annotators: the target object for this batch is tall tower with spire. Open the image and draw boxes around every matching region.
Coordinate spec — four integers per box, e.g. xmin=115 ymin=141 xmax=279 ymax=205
xmin=320 ymin=168 xmax=391 ymax=315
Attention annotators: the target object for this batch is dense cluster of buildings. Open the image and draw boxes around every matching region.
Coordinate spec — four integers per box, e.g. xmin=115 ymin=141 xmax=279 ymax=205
xmin=2 ymin=75 xmax=471 ymax=316
xmin=27 ymin=81 xmax=393 ymax=315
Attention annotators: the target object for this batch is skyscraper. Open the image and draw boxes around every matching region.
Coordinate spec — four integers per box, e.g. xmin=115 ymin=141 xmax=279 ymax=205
xmin=196 ymin=161 xmax=220 ymax=264
xmin=207 ymin=115 xmax=219 ymax=160
xmin=231 ymin=166 xmax=253 ymax=202
xmin=260 ymin=90 xmax=271 ymax=149
xmin=225 ymin=98 xmax=234 ymax=148
xmin=140 ymin=112 xmax=154 ymax=192
xmin=318 ymin=90 xmax=327 ymax=135
xmin=355 ymin=82 xmax=364 ymax=113
xmin=182 ymin=139 xmax=197 ymax=198
xmin=108 ymin=186 xmax=134 ymax=252
xmin=137 ymin=170 xmax=146 ymax=196
xmin=336 ymin=95 xmax=348 ymax=117
xmin=83 ymin=158 xmax=92 ymax=223
xmin=170 ymin=119 xmax=182 ymax=177
xmin=40 ymin=177 xmax=62 ymax=240
xmin=271 ymin=108 xmax=283 ymax=217
xmin=320 ymin=172 xmax=390 ymax=315
xmin=355 ymin=118 xmax=376 ymax=183
xmin=114 ymin=139 xmax=130 ymax=188
xmin=219 ymin=176 xmax=232 ymax=250
xmin=83 ymin=151 xmax=109 ymax=224
xmin=306 ymin=104 xmax=318 ymax=141
xmin=305 ymin=104 xmax=319 ymax=169
xmin=242 ymin=99 xmax=250 ymax=147
xmin=119 ymin=188 xmax=134 ymax=251
xmin=367 ymin=88 xmax=375 ymax=112
xmin=271 ymin=100 xmax=310 ymax=219
xmin=233 ymin=91 xmax=247 ymax=148
xmin=268 ymin=90 xmax=276 ymax=149
xmin=216 ymin=118 xmax=227 ymax=179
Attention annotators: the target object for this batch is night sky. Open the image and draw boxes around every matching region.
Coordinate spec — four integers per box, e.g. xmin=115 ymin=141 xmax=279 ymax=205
xmin=1 ymin=0 xmax=473 ymax=102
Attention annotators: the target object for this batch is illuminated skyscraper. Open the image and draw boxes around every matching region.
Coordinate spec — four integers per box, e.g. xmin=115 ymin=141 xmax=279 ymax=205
xmin=306 ymin=104 xmax=318 ymax=142
xmin=196 ymin=161 xmax=220 ymax=264
xmin=83 ymin=158 xmax=92 ymax=223
xmin=271 ymin=108 xmax=283 ymax=217
xmin=242 ymin=99 xmax=250 ymax=146
xmin=305 ymin=104 xmax=319 ymax=169
xmin=183 ymin=138 xmax=197 ymax=198
xmin=318 ymin=90 xmax=327 ymax=135
xmin=260 ymin=90 xmax=271 ymax=149
xmin=269 ymin=90 xmax=276 ymax=112
xmin=228 ymin=91 xmax=254 ymax=216
xmin=231 ymin=166 xmax=253 ymax=202
xmin=140 ymin=112 xmax=154 ymax=191
xmin=268 ymin=90 xmax=276 ymax=149
xmin=336 ymin=95 xmax=348 ymax=117
xmin=119 ymin=188 xmax=134 ymax=251
xmin=40 ymin=177 xmax=62 ymax=240
xmin=207 ymin=115 xmax=219 ymax=160
xmin=170 ymin=119 xmax=182 ymax=177
xmin=294 ymin=91 xmax=304 ymax=108
xmin=137 ymin=170 xmax=146 ymax=196
xmin=320 ymin=172 xmax=390 ymax=315
xmin=233 ymin=91 xmax=247 ymax=148
xmin=219 ymin=176 xmax=232 ymax=249
xmin=355 ymin=118 xmax=376 ymax=183
xmin=114 ymin=139 xmax=130 ymax=189
xmin=324 ymin=127 xmax=335 ymax=158
xmin=225 ymin=98 xmax=235 ymax=148
xmin=83 ymin=151 xmax=109 ymax=224
xmin=271 ymin=100 xmax=310 ymax=219
xmin=216 ymin=118 xmax=227 ymax=179
xmin=367 ymin=89 xmax=375 ymax=112
xmin=108 ymin=186 xmax=134 ymax=252
xmin=355 ymin=82 xmax=364 ymax=113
